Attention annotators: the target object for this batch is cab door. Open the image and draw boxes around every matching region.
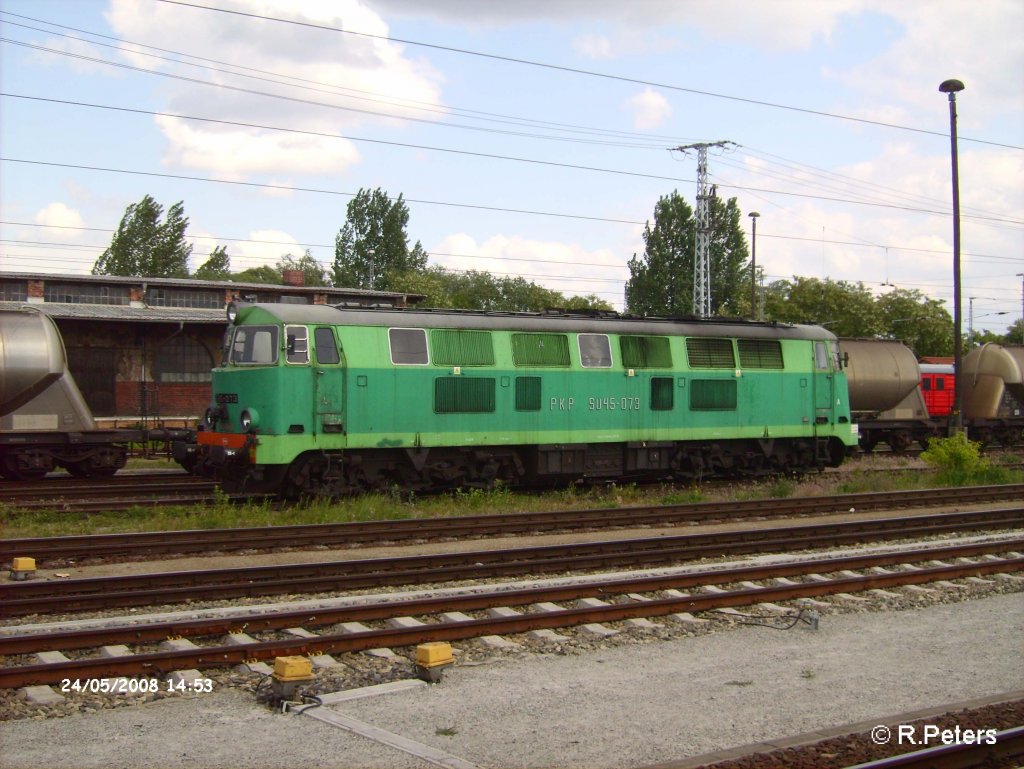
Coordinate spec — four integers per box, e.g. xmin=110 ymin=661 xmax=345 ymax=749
xmin=813 ymin=341 xmax=834 ymax=428
xmin=312 ymin=326 xmax=345 ymax=434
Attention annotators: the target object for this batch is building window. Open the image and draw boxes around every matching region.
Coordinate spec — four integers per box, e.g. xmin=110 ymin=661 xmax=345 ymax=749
xmin=154 ymin=337 xmax=213 ymax=382
xmin=45 ymin=283 xmax=130 ymax=305
xmin=147 ymin=288 xmax=223 ymax=309
xmin=0 ymin=281 xmax=27 ymax=301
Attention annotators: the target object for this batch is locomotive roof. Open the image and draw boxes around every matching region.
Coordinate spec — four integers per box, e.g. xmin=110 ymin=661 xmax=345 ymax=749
xmin=235 ymin=303 xmax=837 ymax=342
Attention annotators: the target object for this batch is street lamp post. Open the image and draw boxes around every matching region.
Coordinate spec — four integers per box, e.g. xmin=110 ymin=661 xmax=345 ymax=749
xmin=939 ymin=78 xmax=965 ymax=436
xmin=748 ymin=211 xmax=760 ymax=320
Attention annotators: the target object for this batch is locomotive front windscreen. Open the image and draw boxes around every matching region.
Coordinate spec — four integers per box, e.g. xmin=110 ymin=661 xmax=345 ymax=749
xmin=230 ymin=326 xmax=279 ymax=365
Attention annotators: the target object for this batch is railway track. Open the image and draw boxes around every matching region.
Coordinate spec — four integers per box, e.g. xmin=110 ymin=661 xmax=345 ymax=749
xmin=0 ymin=473 xmax=218 ymax=511
xmin=4 ymin=483 xmax=1024 ymax=565
xmin=2 ymin=537 xmax=1021 ymax=689
xmin=2 ymin=507 xmax=1021 ymax=617
xmin=848 ymin=727 xmax=1024 ymax=769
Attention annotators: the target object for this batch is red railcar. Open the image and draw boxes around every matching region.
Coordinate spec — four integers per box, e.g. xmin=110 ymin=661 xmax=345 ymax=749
xmin=919 ymin=363 xmax=955 ymax=417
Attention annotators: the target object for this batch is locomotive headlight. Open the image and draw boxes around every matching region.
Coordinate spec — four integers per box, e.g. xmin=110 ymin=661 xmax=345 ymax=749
xmin=240 ymin=408 xmax=259 ymax=431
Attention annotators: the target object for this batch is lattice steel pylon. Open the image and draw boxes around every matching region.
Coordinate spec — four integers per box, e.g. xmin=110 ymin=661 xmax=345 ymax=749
xmin=674 ymin=141 xmax=736 ymax=318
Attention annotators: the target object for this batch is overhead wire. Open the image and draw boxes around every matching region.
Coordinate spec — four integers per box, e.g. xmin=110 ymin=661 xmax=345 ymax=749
xmin=0 ymin=10 xmax=691 ymax=147
xmin=154 ymin=0 xmax=1023 ymax=151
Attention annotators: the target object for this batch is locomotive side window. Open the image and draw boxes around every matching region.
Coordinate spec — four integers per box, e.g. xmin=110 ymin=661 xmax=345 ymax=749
xmin=686 ymin=338 xmax=735 ymax=369
xmin=231 ymin=326 xmax=278 ymax=365
xmin=435 ymin=377 xmax=496 ymax=413
xmin=286 ymin=326 xmax=309 ymax=364
xmin=389 ymin=328 xmax=429 ymax=365
xmin=690 ymin=380 xmax=737 ymax=410
xmin=314 ymin=327 xmax=340 ymax=365
xmin=737 ymin=339 xmax=784 ymax=369
xmin=515 ymin=376 xmax=542 ymax=411
xmin=511 ymin=333 xmax=570 ymax=367
xmin=620 ymin=335 xmax=672 ymax=368
xmin=578 ymin=334 xmax=612 ymax=368
xmin=651 ymin=377 xmax=674 ymax=410
xmin=431 ymin=329 xmax=495 ymax=366
xmin=935 ymin=378 xmax=945 ymax=390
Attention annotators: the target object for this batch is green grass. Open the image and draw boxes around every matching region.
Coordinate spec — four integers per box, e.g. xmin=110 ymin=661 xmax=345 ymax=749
xmin=3 ymin=455 xmax=1022 ymax=539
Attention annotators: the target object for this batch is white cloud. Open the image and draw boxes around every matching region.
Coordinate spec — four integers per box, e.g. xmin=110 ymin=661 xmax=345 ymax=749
xmin=367 ymin=0 xmax=863 ymax=50
xmin=154 ymin=116 xmax=361 ymax=182
xmin=229 ymin=229 xmax=302 ymax=270
xmin=625 ymin=88 xmax=672 ymax=131
xmin=828 ymin=1 xmax=1024 ymax=122
xmin=105 ymin=0 xmax=446 ymax=179
xmin=34 ymin=202 xmax=85 ymax=233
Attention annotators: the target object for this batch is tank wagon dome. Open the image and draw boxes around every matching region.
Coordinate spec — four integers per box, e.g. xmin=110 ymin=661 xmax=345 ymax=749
xmin=229 ymin=302 xmax=838 ymax=342
xmin=962 ymin=343 xmax=1024 ymax=419
xmin=839 ymin=338 xmax=922 ymax=415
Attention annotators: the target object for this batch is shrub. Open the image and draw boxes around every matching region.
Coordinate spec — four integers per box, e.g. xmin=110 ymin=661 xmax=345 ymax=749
xmin=920 ymin=433 xmax=990 ymax=485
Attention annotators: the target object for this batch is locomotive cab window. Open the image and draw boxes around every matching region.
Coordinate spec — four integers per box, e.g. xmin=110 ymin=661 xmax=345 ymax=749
xmin=314 ymin=327 xmax=341 ymax=365
xmin=578 ymin=334 xmax=612 ymax=368
xmin=285 ymin=326 xmax=309 ymax=364
xmin=389 ymin=328 xmax=429 ymax=365
xmin=814 ymin=342 xmax=831 ymax=371
xmin=230 ymin=326 xmax=278 ymax=365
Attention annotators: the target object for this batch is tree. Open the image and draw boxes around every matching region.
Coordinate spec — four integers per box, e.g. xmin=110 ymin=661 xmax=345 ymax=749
xmin=875 ymin=288 xmax=952 ymax=357
xmin=332 ymin=188 xmax=428 ymax=290
xmin=278 ymin=251 xmax=331 ymax=287
xmin=763 ymin=277 xmax=879 ymax=338
xmin=92 ymin=195 xmax=192 ymax=278
xmin=391 ymin=266 xmax=613 ymax=313
xmin=194 ymin=245 xmax=231 ymax=280
xmin=625 ymin=191 xmax=749 ymax=317
xmin=1006 ymin=319 xmax=1024 ymax=345
xmin=232 ymin=265 xmax=283 ymax=285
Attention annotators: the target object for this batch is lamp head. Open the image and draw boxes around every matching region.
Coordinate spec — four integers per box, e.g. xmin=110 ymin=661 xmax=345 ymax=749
xmin=939 ymin=79 xmax=965 ymax=94
xmin=748 ymin=211 xmax=760 ymax=219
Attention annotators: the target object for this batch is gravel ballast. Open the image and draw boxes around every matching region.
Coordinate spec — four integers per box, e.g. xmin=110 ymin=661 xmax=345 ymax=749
xmin=2 ymin=590 xmax=1021 ymax=769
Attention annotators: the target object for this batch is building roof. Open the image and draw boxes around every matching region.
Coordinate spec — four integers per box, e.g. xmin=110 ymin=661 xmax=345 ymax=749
xmin=0 ymin=301 xmax=225 ymax=324
xmin=0 ymin=271 xmax=421 ymax=300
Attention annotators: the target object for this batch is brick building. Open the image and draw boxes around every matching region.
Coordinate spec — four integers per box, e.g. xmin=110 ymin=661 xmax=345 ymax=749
xmin=0 ymin=272 xmax=422 ymax=426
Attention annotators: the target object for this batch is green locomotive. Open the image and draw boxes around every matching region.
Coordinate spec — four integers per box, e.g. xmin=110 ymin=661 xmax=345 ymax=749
xmin=178 ymin=303 xmax=858 ymax=495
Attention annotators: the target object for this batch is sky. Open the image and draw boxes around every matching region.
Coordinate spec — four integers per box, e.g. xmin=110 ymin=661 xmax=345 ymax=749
xmin=1 ymin=0 xmax=1022 ymax=335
